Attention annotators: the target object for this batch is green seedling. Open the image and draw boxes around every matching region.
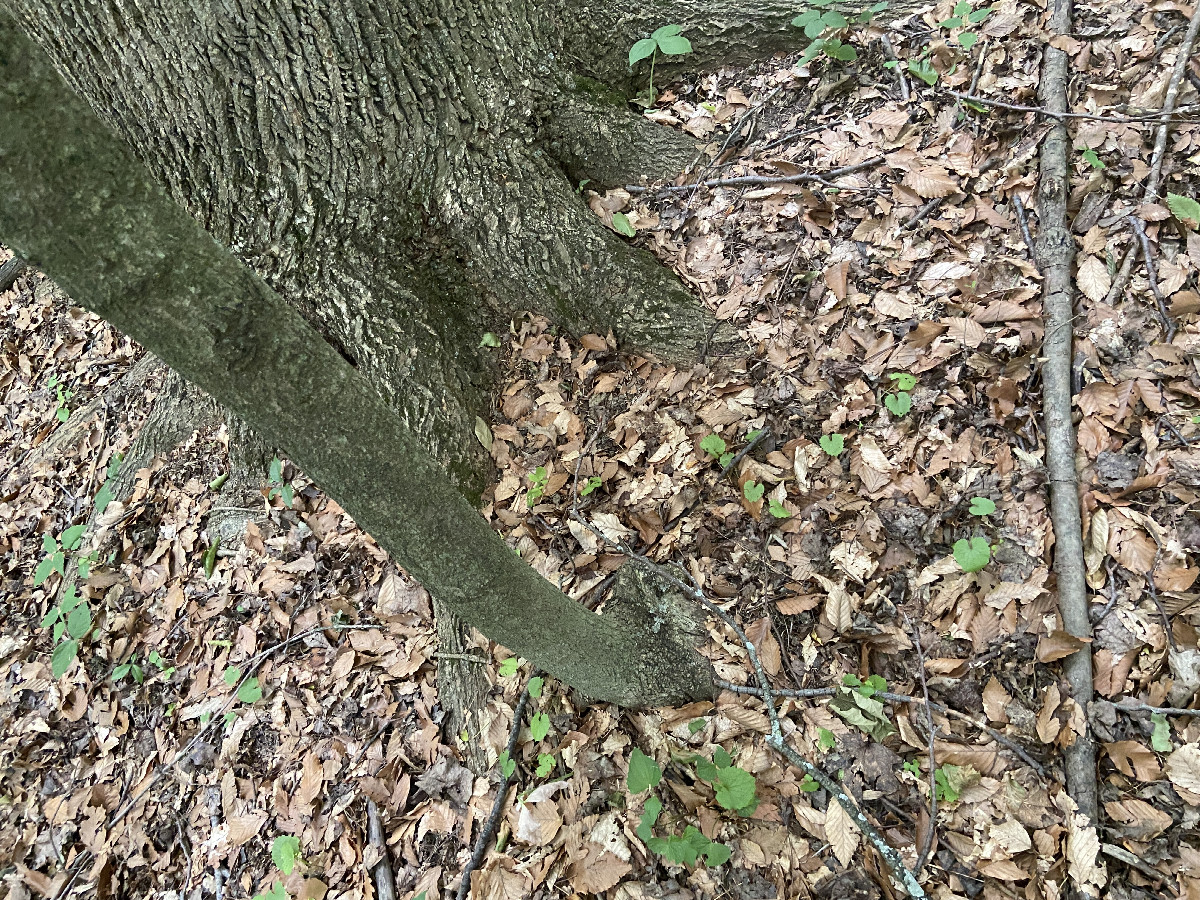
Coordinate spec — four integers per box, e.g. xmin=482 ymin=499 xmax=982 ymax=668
xmin=1168 ymin=193 xmax=1200 ymax=230
xmin=41 ymin=586 xmax=91 ymax=678
xmin=905 ymin=56 xmax=939 ymax=86
xmin=498 ymin=750 xmax=517 ymax=778
xmin=526 ymin=465 xmax=548 ymax=507
xmin=968 ymin=496 xmax=996 ymax=516
xmin=1080 ymin=149 xmax=1105 ymax=170
xmin=699 ymin=433 xmax=726 ymax=458
xmin=902 ymin=759 xmax=922 ymax=777
xmin=208 ymin=472 xmax=229 ymax=492
xmin=271 ymin=836 xmax=302 ymax=875
xmin=203 ymin=538 xmax=219 ymax=577
xmin=831 ymin=674 xmax=895 ymax=741
xmin=46 ymin=375 xmax=73 ymax=423
xmin=1151 ymin=713 xmax=1172 ymax=752
xmin=628 ymin=25 xmax=693 ymax=104
xmin=627 ymin=747 xmax=662 ymax=793
xmin=934 ymin=763 xmax=974 ymax=802
xmin=223 ymin=665 xmax=261 ymax=701
xmin=799 ymin=774 xmax=820 ymax=792
xmin=34 ymin=525 xmax=87 ymax=586
xmin=536 ymin=753 xmax=555 ymax=777
xmin=817 ymin=728 xmax=837 ymax=751
xmin=528 ymin=676 xmax=544 ymax=698
xmin=580 ymin=475 xmax=603 ymax=497
xmin=499 ymin=656 xmax=523 ymax=677
xmin=529 ymin=712 xmax=551 ymax=741
xmin=612 ymin=212 xmax=636 ymax=237
xmin=113 ymin=656 xmax=144 ymax=684
xmin=479 ymin=332 xmax=501 ymax=348
xmin=743 ymin=481 xmax=764 ymax=503
xmin=149 ymin=650 xmax=176 ymax=679
xmin=267 ymin=457 xmax=294 ymax=507
xmin=885 ymin=372 xmax=915 ymax=417
xmin=819 ymin=433 xmax=845 ymax=456
xmin=938 ymin=1 xmax=992 ymax=47
xmin=952 ymin=536 xmax=991 ymax=572
xmin=629 ymin=749 xmax=733 ymax=868
xmin=695 ymin=749 xmax=758 ymax=815
xmin=688 ymin=718 xmax=706 ymax=735
xmin=93 ymin=453 xmax=124 ymax=515
xmin=768 ymin=497 xmax=791 ymax=519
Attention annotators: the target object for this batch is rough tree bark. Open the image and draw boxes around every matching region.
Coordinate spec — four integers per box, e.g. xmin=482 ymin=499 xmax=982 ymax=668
xmin=1 ymin=0 xmax=923 ymax=705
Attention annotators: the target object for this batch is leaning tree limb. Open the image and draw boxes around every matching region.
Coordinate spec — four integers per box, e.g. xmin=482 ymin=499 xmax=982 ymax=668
xmin=1036 ymin=0 xmax=1100 ymax=839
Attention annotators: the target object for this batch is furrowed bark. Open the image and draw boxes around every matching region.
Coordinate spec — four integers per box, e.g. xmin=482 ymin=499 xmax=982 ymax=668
xmin=0 ymin=17 xmax=715 ymax=707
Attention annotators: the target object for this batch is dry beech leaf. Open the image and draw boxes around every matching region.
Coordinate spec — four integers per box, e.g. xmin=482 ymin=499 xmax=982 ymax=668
xmin=744 ymin=616 xmax=781 ymax=677
xmin=1077 ymin=255 xmax=1111 ymax=303
xmin=823 ymin=798 xmax=860 ymax=867
xmin=904 ymin=166 xmax=958 ymax=198
xmin=1036 ymin=630 xmax=1091 ymax=663
xmin=721 ymin=703 xmax=772 ymax=734
xmin=1165 ymin=743 xmax=1200 ymax=800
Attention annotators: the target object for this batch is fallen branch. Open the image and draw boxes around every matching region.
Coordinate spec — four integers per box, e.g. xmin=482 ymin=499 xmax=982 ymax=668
xmin=1116 ymin=701 xmax=1200 ymax=717
xmin=1036 ymin=0 xmax=1100 ymax=838
xmin=880 ymin=35 xmax=911 ymax=102
xmin=1128 ymin=215 xmax=1177 ymax=341
xmin=626 ymin=155 xmax=886 ymax=196
xmin=367 ymin=800 xmax=397 ymax=900
xmin=1103 ymin=9 xmax=1200 ymax=304
xmin=905 ymin=616 xmax=938 ymax=876
xmin=946 ymin=89 xmax=1200 ymax=124
xmin=0 ymin=252 xmax=25 ymax=292
xmin=1013 ymin=195 xmax=1040 ymax=270
xmin=456 ymin=676 xmax=536 ymax=900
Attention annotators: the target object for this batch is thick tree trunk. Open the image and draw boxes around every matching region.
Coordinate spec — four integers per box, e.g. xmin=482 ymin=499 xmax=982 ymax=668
xmin=0 ymin=15 xmax=716 ymax=705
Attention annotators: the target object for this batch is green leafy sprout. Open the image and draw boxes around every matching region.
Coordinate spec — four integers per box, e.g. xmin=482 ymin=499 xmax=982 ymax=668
xmin=1080 ymin=149 xmax=1105 ymax=170
xmin=46 ymin=374 xmax=73 ymax=423
xmin=952 ymin=536 xmax=991 ymax=572
xmin=830 ymin=674 xmax=896 ymax=741
xmin=793 ymin=0 xmax=887 ymax=64
xmin=628 ymin=747 xmax=737 ymax=867
xmin=629 ymin=25 xmax=693 ymax=105
xmin=937 ymin=1 xmax=992 ymax=48
xmin=612 ymin=212 xmax=636 ymax=237
xmin=934 ymin=763 xmax=972 ymax=802
xmin=1168 ymin=193 xmax=1200 ymax=229
xmin=743 ymin=480 xmax=764 ymax=503
xmin=267 ymin=457 xmax=294 ymax=507
xmin=968 ymin=496 xmax=996 ymax=517
xmin=768 ymin=497 xmax=791 ymax=519
xmin=699 ymin=433 xmax=735 ymax=469
xmin=819 ymin=433 xmax=845 ymax=456
xmin=526 ymin=465 xmax=548 ymax=507
xmin=580 ymin=475 xmax=603 ymax=497
xmin=885 ymin=371 xmax=915 ymax=417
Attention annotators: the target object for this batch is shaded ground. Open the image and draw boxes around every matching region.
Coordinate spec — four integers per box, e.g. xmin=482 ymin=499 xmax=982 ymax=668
xmin=4 ymin=1 xmax=1200 ymax=899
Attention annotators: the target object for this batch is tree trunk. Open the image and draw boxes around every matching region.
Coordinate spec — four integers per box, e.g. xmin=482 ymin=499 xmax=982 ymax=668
xmin=1 ymin=0 xmax=922 ymax=704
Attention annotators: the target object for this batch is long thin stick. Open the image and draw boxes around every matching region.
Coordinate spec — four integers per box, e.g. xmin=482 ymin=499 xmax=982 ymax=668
xmin=1036 ymin=0 xmax=1100 ymax=834
xmin=626 ymin=155 xmax=886 ymax=196
xmin=946 ymin=90 xmax=1200 ymax=124
xmin=456 ymin=677 xmax=536 ymax=900
xmin=367 ymin=800 xmax=397 ymax=900
xmin=1128 ymin=215 xmax=1177 ymax=341
xmin=1103 ymin=10 xmax=1200 ymax=304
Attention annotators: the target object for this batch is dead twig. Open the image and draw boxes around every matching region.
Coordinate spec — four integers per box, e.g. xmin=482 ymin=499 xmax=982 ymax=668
xmin=1127 ymin=215 xmax=1177 ymax=342
xmin=902 ymin=198 xmax=945 ymax=231
xmin=945 ymin=89 xmax=1200 ymax=124
xmin=626 ymin=155 xmax=886 ymax=196
xmin=1013 ymin=195 xmax=1040 ymax=270
xmin=367 ymin=800 xmax=397 ymax=900
xmin=1036 ymin=0 xmax=1100 ymax=839
xmin=905 ymin=616 xmax=938 ymax=876
xmin=1103 ymin=9 xmax=1200 ymax=304
xmin=880 ymin=35 xmax=911 ymax=102
xmin=456 ymin=676 xmax=536 ymax=900
xmin=1116 ymin=701 xmax=1200 ymax=716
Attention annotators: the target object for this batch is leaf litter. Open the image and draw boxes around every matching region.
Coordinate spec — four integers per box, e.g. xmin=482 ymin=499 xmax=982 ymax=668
xmin=4 ymin=1 xmax=1200 ymax=897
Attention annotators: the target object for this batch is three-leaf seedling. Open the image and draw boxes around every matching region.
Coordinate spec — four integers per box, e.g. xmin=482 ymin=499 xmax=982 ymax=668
xmin=793 ymin=0 xmax=888 ymax=64
xmin=267 ymin=457 xmax=294 ymax=507
xmin=46 ymin=374 xmax=73 ymax=423
xmin=526 ymin=466 xmax=549 ymax=507
xmin=628 ymin=25 xmax=693 ymax=104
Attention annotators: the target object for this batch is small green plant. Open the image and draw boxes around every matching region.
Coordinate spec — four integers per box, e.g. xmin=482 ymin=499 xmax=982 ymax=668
xmin=150 ymin=650 xmax=176 ymax=680
xmin=792 ymin=0 xmax=886 ymax=63
xmin=1080 ymin=149 xmax=1106 ymax=170
xmin=251 ymin=835 xmax=302 ymax=900
xmin=1168 ymin=193 xmax=1200 ymax=230
xmin=831 ymin=674 xmax=896 ymax=741
xmin=629 ymin=748 xmax=734 ymax=867
xmin=768 ymin=497 xmax=791 ymax=519
xmin=46 ymin=375 xmax=73 ymax=423
xmin=34 ymin=525 xmax=87 ymax=586
xmin=898 ymin=55 xmax=939 ymax=86
xmin=817 ymin=727 xmax=837 ymax=751
xmin=884 ymin=372 xmax=915 ymax=417
xmin=612 ymin=212 xmax=636 ymax=237
xmin=1151 ymin=713 xmax=1172 ymax=752
xmin=952 ymin=536 xmax=991 ymax=572
xmin=530 ymin=712 xmax=551 ymax=741
xmin=526 ymin=465 xmax=548 ymax=507
xmin=695 ymin=748 xmax=758 ymax=815
xmin=41 ymin=586 xmax=91 ymax=678
xmin=902 ymin=759 xmax=922 ymax=777
xmin=968 ymin=496 xmax=996 ymax=516
xmin=743 ymin=480 xmax=765 ymax=503
xmin=528 ymin=676 xmax=544 ymax=698
xmin=203 ymin=538 xmax=219 ymax=577
xmin=267 ymin=457 xmax=294 ymax=506
xmin=580 ymin=475 xmax=603 ymax=497
xmin=628 ymin=25 xmax=693 ymax=104
xmin=499 ymin=656 xmax=523 ymax=677
xmin=934 ymin=763 xmax=973 ymax=802
xmin=937 ymin=1 xmax=992 ymax=48
xmin=479 ymin=331 xmax=502 ymax=348
xmin=536 ymin=753 xmax=556 ymax=777
xmin=113 ymin=656 xmax=144 ymax=684
xmin=819 ymin=433 xmax=845 ymax=456
xmin=699 ymin=433 xmax=733 ymax=468
xmin=93 ymin=453 xmax=123 ymax=515
xmin=498 ymin=750 xmax=517 ymax=778
xmin=688 ymin=718 xmax=707 ymax=735
xmin=799 ymin=774 xmax=820 ymax=791
xmin=223 ymin=665 xmax=262 ymax=703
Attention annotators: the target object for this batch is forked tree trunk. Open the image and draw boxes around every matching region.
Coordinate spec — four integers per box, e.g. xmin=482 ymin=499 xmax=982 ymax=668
xmin=0 ymin=0 xmax=922 ymax=704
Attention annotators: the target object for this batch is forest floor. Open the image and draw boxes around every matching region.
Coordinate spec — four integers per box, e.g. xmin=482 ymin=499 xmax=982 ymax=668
xmin=4 ymin=1 xmax=1200 ymax=899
